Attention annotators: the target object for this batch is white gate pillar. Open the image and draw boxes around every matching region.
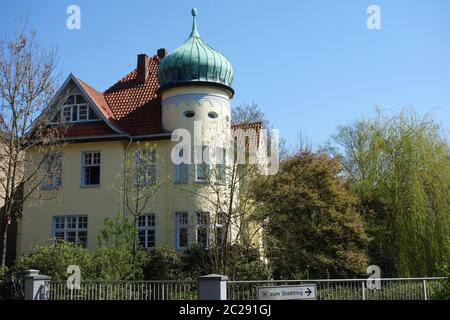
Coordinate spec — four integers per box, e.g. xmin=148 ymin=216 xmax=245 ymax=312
xmin=24 ymin=269 xmax=51 ymax=300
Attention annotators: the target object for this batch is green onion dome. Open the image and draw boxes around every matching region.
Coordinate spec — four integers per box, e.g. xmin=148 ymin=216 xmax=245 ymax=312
xmin=157 ymin=8 xmax=234 ymax=93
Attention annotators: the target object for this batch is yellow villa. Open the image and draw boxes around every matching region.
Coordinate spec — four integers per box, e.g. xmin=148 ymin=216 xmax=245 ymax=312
xmin=17 ymin=9 xmax=262 ymax=256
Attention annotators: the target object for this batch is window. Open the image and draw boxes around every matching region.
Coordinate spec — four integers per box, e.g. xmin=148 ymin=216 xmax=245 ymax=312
xmin=82 ymin=152 xmax=100 ymax=186
xmin=208 ymin=111 xmax=218 ymax=119
xmin=196 ymin=212 xmax=210 ymax=249
xmin=183 ymin=111 xmax=195 ymax=118
xmin=137 ymin=214 xmax=156 ymax=249
xmin=53 ymin=94 xmax=100 ymax=123
xmin=78 ymin=105 xmax=88 ymax=121
xmin=175 ymin=212 xmax=189 ymax=250
xmin=195 ymin=146 xmax=209 ymax=183
xmin=216 ymin=212 xmax=225 ymax=247
xmin=135 ymin=148 xmax=156 ymax=186
xmin=52 ymin=216 xmax=88 ymax=246
xmin=62 ymin=106 xmax=72 ymax=122
xmin=174 ymin=149 xmax=188 ymax=184
xmin=216 ymin=147 xmax=226 ymax=185
xmin=43 ymin=153 xmax=62 ymax=189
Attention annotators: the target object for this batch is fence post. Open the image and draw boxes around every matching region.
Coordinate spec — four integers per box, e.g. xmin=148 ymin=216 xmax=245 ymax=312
xmin=24 ymin=269 xmax=51 ymax=300
xmin=198 ymin=274 xmax=228 ymax=300
xmin=423 ymin=280 xmax=428 ymax=300
xmin=361 ymin=281 xmax=366 ymax=300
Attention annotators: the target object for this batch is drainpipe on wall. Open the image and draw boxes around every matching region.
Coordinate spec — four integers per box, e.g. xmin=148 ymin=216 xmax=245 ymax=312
xmin=123 ymin=136 xmax=133 ymax=220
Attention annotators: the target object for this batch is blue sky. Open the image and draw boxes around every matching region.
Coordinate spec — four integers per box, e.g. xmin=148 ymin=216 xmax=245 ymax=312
xmin=1 ymin=0 xmax=450 ymax=147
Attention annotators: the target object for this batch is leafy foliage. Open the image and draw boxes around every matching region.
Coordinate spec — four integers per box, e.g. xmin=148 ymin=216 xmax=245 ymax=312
xmin=12 ymin=241 xmax=94 ymax=281
xmin=332 ymin=109 xmax=450 ymax=276
xmin=254 ymin=151 xmax=369 ymax=279
xmin=181 ymin=244 xmax=270 ymax=280
xmin=144 ymin=245 xmax=185 ymax=280
xmin=95 ymin=214 xmax=148 ymax=281
xmin=12 ymin=214 xmax=148 ymax=281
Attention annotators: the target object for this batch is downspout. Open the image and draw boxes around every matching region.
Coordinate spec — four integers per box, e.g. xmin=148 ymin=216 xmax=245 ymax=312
xmin=123 ymin=136 xmax=133 ymax=220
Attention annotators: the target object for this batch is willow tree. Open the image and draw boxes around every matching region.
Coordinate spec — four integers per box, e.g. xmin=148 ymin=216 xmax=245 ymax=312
xmin=332 ymin=109 xmax=450 ymax=276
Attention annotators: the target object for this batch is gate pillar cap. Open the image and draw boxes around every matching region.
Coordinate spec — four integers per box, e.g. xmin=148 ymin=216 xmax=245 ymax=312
xmin=199 ymin=274 xmax=228 ymax=281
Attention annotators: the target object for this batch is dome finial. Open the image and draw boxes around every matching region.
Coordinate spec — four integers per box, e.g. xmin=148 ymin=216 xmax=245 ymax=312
xmin=190 ymin=8 xmax=200 ymax=38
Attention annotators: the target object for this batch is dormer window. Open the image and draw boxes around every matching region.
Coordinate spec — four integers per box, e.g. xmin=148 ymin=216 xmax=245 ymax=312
xmin=53 ymin=94 xmax=100 ymax=123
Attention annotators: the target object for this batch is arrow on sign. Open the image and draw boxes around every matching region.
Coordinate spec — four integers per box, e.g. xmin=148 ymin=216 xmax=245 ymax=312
xmin=305 ymin=288 xmax=312 ymax=296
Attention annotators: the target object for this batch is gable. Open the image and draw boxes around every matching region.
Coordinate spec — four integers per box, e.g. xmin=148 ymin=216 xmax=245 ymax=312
xmin=42 ymin=75 xmax=126 ymax=139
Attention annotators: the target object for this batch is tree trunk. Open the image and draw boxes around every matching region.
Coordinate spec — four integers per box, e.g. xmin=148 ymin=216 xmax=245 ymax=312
xmin=1 ymin=218 xmax=9 ymax=268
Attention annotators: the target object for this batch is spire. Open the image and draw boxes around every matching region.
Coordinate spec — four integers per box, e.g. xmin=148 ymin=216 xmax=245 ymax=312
xmin=189 ymin=8 xmax=200 ymax=38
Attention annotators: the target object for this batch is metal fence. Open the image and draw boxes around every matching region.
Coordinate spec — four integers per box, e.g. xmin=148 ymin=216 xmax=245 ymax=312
xmin=0 ymin=279 xmax=24 ymax=300
xmin=47 ymin=280 xmax=198 ymax=300
xmin=227 ymin=278 xmax=445 ymax=300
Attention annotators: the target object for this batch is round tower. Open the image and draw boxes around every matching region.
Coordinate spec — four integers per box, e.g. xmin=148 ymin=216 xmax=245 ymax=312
xmin=157 ymin=8 xmax=234 ymax=148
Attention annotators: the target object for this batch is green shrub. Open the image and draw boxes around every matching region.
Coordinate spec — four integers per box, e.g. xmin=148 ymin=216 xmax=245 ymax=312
xmin=144 ymin=246 xmax=185 ymax=280
xmin=12 ymin=241 xmax=95 ymax=281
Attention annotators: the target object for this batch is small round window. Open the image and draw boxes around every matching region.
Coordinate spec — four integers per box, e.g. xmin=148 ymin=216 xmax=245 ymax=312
xmin=184 ymin=111 xmax=195 ymax=118
xmin=208 ymin=111 xmax=218 ymax=119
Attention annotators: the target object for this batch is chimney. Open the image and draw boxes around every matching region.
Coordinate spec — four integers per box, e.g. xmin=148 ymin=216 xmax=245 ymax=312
xmin=136 ymin=53 xmax=149 ymax=83
xmin=157 ymin=48 xmax=168 ymax=59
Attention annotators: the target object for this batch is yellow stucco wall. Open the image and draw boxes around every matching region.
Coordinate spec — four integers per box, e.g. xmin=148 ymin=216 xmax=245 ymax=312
xmin=19 ymin=141 xmax=125 ymax=254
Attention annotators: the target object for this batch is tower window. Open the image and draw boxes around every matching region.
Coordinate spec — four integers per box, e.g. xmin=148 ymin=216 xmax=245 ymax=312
xmin=183 ymin=111 xmax=195 ymax=118
xmin=208 ymin=112 xmax=218 ymax=119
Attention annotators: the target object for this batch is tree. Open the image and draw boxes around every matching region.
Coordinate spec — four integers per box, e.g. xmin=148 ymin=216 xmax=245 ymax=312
xmin=331 ymin=109 xmax=450 ymax=276
xmin=112 ymin=141 xmax=166 ymax=263
xmin=0 ymin=25 xmax=65 ymax=267
xmin=178 ymin=131 xmax=269 ymax=278
xmin=172 ymin=102 xmax=278 ymax=278
xmin=232 ymin=102 xmax=268 ymax=127
xmin=96 ymin=213 xmax=148 ymax=281
xmin=254 ymin=151 xmax=369 ymax=279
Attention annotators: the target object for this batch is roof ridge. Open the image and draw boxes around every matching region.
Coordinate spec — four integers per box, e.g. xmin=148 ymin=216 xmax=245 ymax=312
xmin=104 ymin=54 xmax=160 ymax=95
xmin=75 ymin=77 xmax=116 ymax=121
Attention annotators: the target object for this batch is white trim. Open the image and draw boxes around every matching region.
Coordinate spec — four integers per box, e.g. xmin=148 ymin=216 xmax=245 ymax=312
xmin=175 ymin=211 xmax=189 ymax=250
xmin=196 ymin=211 xmax=210 ymax=249
xmin=137 ymin=213 xmax=156 ymax=249
xmin=81 ymin=151 xmax=101 ymax=187
xmin=52 ymin=215 xmax=88 ymax=246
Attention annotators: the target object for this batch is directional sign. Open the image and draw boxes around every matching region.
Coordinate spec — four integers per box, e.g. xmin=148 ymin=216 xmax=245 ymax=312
xmin=257 ymin=284 xmax=317 ymax=300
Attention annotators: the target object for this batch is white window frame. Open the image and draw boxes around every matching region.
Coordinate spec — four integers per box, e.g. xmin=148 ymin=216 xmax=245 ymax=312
xmin=137 ymin=214 xmax=156 ymax=249
xmin=216 ymin=212 xmax=225 ymax=247
xmin=78 ymin=105 xmax=88 ymax=121
xmin=216 ymin=147 xmax=227 ymax=186
xmin=175 ymin=212 xmax=189 ymax=250
xmin=196 ymin=211 xmax=210 ymax=249
xmin=52 ymin=216 xmax=88 ymax=246
xmin=62 ymin=106 xmax=72 ymax=122
xmin=43 ymin=152 xmax=62 ymax=189
xmin=174 ymin=148 xmax=189 ymax=184
xmin=81 ymin=151 xmax=101 ymax=186
xmin=54 ymin=94 xmax=101 ymax=124
xmin=194 ymin=146 xmax=209 ymax=183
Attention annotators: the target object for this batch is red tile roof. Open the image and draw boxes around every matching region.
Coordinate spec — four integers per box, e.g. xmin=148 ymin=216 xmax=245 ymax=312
xmin=65 ymin=122 xmax=116 ymax=137
xmin=64 ymin=53 xmax=261 ymax=140
xmin=65 ymin=54 xmax=164 ymax=138
xmin=103 ymin=55 xmax=163 ymax=136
